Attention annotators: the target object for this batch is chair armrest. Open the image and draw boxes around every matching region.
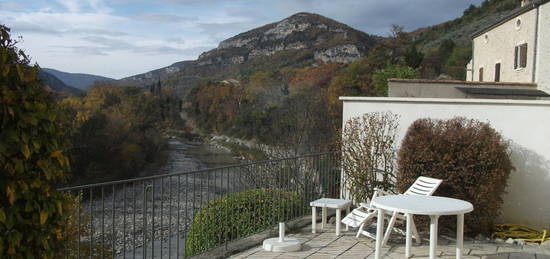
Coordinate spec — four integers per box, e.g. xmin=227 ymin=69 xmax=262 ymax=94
xmin=373 ymin=188 xmax=394 ymax=196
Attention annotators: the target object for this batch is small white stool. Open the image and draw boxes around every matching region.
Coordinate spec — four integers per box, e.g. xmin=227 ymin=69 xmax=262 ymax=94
xmin=310 ymin=198 xmax=352 ymax=235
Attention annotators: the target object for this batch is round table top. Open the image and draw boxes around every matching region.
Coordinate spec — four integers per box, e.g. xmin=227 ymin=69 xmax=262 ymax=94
xmin=371 ymin=195 xmax=473 ymax=216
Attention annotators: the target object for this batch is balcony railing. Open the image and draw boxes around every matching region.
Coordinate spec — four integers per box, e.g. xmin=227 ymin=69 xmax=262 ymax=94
xmin=59 ymin=152 xmax=341 ymax=258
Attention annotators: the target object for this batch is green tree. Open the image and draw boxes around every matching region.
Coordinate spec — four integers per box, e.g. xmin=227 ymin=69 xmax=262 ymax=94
xmin=0 ymin=25 xmax=71 ymax=258
xmin=372 ymin=65 xmax=419 ymax=96
xmin=443 ymin=46 xmax=472 ymax=80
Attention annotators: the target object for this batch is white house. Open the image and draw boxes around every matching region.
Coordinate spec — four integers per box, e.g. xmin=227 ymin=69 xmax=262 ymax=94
xmin=468 ymin=0 xmax=550 ymax=91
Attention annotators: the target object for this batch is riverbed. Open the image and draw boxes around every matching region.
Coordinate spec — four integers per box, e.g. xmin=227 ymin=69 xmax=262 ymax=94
xmin=71 ymin=138 xmax=243 ymax=258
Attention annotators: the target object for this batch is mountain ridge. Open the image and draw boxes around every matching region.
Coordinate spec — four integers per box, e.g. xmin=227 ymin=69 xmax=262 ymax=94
xmin=43 ymin=68 xmax=114 ymax=90
xmin=38 ymin=70 xmax=84 ymax=95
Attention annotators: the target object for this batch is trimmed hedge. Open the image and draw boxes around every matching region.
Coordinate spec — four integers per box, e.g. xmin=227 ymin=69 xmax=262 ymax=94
xmin=397 ymin=117 xmax=513 ymax=235
xmin=184 ymin=189 xmax=303 ymax=256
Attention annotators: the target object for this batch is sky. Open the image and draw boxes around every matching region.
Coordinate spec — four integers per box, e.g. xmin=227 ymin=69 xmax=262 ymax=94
xmin=0 ymin=0 xmax=483 ymax=79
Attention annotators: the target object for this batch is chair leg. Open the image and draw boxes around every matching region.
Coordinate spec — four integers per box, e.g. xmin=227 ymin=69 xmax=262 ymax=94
xmin=356 ymin=213 xmax=375 ymax=238
xmin=382 ymin=211 xmax=398 ymax=246
xmin=356 ymin=222 xmax=365 ymax=238
xmin=411 ymin=216 xmax=421 ymax=245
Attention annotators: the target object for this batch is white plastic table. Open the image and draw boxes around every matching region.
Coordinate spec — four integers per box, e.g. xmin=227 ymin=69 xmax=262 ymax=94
xmin=310 ymin=198 xmax=352 ymax=235
xmin=371 ymin=195 xmax=473 ymax=259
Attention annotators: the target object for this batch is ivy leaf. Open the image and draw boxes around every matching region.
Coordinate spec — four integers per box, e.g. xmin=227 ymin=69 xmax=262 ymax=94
xmin=50 ymin=150 xmax=63 ymax=158
xmin=0 ymin=208 xmax=5 ymax=223
xmin=6 ymin=186 xmax=16 ymax=204
xmin=21 ymin=144 xmax=30 ymax=159
xmin=39 ymin=211 xmax=48 ymax=225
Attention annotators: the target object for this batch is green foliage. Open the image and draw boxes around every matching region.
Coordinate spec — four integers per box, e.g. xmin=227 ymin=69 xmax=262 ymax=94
xmin=372 ymin=65 xmax=418 ymax=96
xmin=0 ymin=24 xmax=71 ymax=258
xmin=184 ymin=189 xmax=303 ymax=256
xmin=443 ymin=46 xmax=472 ymax=80
xmin=397 ymin=117 xmax=513 ymax=235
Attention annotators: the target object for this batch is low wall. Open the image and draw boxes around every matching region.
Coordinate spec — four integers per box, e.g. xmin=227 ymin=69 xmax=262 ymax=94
xmin=388 ymin=79 xmax=540 ymax=99
xmin=341 ymin=97 xmax=550 ymax=229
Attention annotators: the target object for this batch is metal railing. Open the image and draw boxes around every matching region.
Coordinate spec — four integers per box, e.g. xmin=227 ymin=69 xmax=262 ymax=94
xmin=59 ymin=152 xmax=341 ymax=258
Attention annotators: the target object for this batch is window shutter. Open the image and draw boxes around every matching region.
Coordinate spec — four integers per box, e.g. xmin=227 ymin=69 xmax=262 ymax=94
xmin=520 ymin=43 xmax=528 ymax=68
xmin=514 ymin=46 xmax=519 ymax=69
xmin=479 ymin=67 xmax=484 ymax=82
xmin=495 ymin=63 xmax=501 ymax=82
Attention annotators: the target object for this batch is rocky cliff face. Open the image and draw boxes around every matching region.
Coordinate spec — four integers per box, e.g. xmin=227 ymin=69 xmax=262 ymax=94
xmin=123 ymin=12 xmax=377 ymax=89
xmin=196 ymin=12 xmax=376 ymax=67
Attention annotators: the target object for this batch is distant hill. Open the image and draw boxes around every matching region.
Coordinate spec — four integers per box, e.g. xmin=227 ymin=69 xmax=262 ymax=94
xmin=122 ymin=12 xmax=378 ymax=91
xmin=38 ymin=70 xmax=84 ymax=95
xmin=42 ymin=68 xmax=114 ymax=90
xmin=120 ymin=60 xmax=193 ymax=85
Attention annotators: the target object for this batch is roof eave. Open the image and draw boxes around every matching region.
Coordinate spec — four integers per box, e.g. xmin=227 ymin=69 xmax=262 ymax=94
xmin=471 ymin=0 xmax=550 ymax=39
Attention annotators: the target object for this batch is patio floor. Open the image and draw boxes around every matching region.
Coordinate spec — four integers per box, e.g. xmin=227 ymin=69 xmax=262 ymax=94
xmin=230 ymin=222 xmax=550 ymax=259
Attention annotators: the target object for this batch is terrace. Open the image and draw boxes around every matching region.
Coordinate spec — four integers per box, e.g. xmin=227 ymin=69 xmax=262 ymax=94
xmin=57 ymin=97 xmax=550 ymax=258
xmin=230 ymin=224 xmax=550 ymax=259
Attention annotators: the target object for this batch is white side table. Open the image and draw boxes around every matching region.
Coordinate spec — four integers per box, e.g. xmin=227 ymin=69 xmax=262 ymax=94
xmin=310 ymin=198 xmax=352 ymax=236
xmin=371 ymin=195 xmax=473 ymax=259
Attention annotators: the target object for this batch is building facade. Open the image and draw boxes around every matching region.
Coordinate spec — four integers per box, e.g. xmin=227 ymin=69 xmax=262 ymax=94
xmin=469 ymin=0 xmax=550 ymax=91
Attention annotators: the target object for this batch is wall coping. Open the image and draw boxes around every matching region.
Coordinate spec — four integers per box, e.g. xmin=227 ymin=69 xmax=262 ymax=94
xmin=339 ymin=97 xmax=550 ymax=106
xmin=388 ymin=78 xmax=538 ymax=87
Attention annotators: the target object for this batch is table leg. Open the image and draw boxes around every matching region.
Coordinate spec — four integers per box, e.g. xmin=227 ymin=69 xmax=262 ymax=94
xmin=336 ymin=209 xmax=341 ymax=236
xmin=406 ymin=213 xmax=412 ymax=258
xmin=374 ymin=208 xmax=384 ymax=259
xmin=429 ymin=215 xmax=439 ymax=259
xmin=322 ymin=206 xmax=327 ymax=229
xmin=312 ymin=206 xmax=316 ymax=233
xmin=346 ymin=206 xmax=350 ymax=231
xmin=457 ymin=214 xmax=464 ymax=259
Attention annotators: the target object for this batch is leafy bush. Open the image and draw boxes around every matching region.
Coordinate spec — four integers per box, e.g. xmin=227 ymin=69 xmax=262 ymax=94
xmin=185 ymin=189 xmax=303 ymax=256
xmin=397 ymin=117 xmax=513 ymax=235
xmin=341 ymin=112 xmax=399 ymax=203
xmin=0 ymin=25 xmax=71 ymax=258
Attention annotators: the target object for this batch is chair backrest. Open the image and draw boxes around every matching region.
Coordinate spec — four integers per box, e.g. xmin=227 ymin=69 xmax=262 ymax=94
xmin=404 ymin=176 xmax=442 ymax=196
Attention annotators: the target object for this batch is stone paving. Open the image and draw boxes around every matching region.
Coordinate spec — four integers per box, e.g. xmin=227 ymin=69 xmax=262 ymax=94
xmin=230 ymin=223 xmax=550 ymax=259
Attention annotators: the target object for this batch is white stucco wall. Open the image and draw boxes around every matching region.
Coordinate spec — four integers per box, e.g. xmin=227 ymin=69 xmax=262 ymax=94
xmin=341 ymin=97 xmax=550 ymax=229
xmin=472 ymin=9 xmax=537 ymax=83
xmin=536 ymin=3 xmax=550 ymax=91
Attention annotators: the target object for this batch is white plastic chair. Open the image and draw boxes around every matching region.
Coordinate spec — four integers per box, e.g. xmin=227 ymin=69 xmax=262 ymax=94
xmin=341 ymin=176 xmax=443 ymax=246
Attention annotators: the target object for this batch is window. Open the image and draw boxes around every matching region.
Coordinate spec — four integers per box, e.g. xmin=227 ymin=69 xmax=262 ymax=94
xmin=495 ymin=63 xmax=501 ymax=82
xmin=516 ymin=18 xmax=522 ymax=30
xmin=479 ymin=67 xmax=484 ymax=82
xmin=514 ymin=43 xmax=528 ymax=69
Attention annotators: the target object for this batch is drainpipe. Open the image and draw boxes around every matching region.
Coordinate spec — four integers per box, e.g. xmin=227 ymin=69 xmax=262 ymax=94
xmin=533 ymin=5 xmax=539 ymax=83
xmin=471 ymin=39 xmax=475 ymax=81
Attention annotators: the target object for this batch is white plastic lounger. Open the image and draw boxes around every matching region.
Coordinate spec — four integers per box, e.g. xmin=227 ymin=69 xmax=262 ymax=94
xmin=341 ymin=176 xmax=443 ymax=246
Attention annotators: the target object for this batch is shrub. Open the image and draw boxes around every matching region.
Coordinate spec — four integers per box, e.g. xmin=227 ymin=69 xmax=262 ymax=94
xmin=185 ymin=189 xmax=303 ymax=256
xmin=341 ymin=112 xmax=399 ymax=203
xmin=0 ymin=25 xmax=71 ymax=257
xmin=397 ymin=117 xmax=513 ymax=235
